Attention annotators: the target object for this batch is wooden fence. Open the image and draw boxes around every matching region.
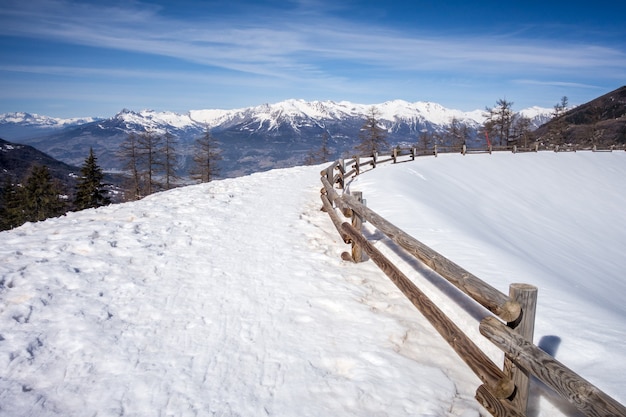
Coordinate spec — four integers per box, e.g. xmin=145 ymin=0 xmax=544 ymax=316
xmin=319 ymin=145 xmax=626 ymax=417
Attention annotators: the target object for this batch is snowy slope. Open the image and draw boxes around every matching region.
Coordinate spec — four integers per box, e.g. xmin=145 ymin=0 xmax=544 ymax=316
xmin=1 ymin=151 xmax=624 ymax=416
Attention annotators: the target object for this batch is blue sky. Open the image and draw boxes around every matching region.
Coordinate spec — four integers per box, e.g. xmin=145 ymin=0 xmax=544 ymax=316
xmin=1 ymin=0 xmax=625 ymax=118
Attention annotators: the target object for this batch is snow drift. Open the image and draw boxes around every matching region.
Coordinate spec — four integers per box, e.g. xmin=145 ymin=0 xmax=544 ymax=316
xmin=1 ymin=151 xmax=624 ymax=416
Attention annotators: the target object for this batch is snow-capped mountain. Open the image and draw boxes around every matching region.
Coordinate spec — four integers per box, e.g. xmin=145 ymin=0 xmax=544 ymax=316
xmin=0 ymin=112 xmax=101 ymax=140
xmin=1 ymin=100 xmax=553 ymax=179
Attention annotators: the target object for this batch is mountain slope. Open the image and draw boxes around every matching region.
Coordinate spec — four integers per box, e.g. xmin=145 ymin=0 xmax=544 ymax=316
xmin=0 ymin=112 xmax=100 ymax=141
xmin=0 ymin=137 xmax=80 ymax=188
xmin=2 ymin=100 xmax=553 ymax=179
xmin=533 ymin=85 xmax=626 ymax=145
xmin=1 ymin=151 xmax=624 ymax=416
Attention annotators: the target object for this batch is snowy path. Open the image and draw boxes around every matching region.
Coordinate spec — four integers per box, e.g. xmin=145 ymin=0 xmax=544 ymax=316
xmin=1 ymin=166 xmax=482 ymax=416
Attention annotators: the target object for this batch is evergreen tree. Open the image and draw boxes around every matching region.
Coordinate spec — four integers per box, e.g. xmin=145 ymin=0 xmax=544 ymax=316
xmin=190 ymin=127 xmax=222 ymax=183
xmin=21 ymin=165 xmax=66 ymax=223
xmin=74 ymin=148 xmax=110 ymax=210
xmin=0 ymin=177 xmax=24 ymax=230
xmin=355 ymin=106 xmax=389 ymax=155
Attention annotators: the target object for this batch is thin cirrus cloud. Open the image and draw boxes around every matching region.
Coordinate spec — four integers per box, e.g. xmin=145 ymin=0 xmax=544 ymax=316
xmin=3 ymin=0 xmax=623 ymax=80
xmin=1 ymin=0 xmax=624 ymax=115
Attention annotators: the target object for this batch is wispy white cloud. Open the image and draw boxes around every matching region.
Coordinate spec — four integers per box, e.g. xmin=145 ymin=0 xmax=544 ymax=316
xmin=2 ymin=0 xmax=625 ymax=84
xmin=1 ymin=0 xmax=624 ymax=115
xmin=512 ymin=80 xmax=602 ymax=89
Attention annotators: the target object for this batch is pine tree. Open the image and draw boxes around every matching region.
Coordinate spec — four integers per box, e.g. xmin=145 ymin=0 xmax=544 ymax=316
xmin=74 ymin=148 xmax=110 ymax=210
xmin=190 ymin=127 xmax=222 ymax=183
xmin=21 ymin=165 xmax=66 ymax=223
xmin=0 ymin=177 xmax=24 ymax=230
xmin=355 ymin=106 xmax=389 ymax=156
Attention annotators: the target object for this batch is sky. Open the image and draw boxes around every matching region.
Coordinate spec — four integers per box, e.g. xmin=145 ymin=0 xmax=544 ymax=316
xmin=0 ymin=0 xmax=625 ymax=118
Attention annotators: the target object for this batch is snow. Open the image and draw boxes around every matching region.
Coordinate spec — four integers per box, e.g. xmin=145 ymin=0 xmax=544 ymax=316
xmin=0 ymin=112 xmax=99 ymax=128
xmin=187 ymin=99 xmax=550 ymax=129
xmin=1 ymin=151 xmax=624 ymax=416
xmin=115 ymin=109 xmax=197 ymax=131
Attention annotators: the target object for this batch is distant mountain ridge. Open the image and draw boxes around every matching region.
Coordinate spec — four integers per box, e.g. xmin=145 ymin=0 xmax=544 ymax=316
xmin=0 ymin=112 xmax=101 ymax=140
xmin=0 ymin=99 xmax=554 ymax=179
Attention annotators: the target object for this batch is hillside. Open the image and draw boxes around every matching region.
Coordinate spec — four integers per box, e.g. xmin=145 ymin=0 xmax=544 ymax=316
xmin=0 ymin=137 xmax=125 ymax=205
xmin=533 ymin=85 xmax=626 ymax=145
xmin=1 ymin=151 xmax=624 ymax=416
xmin=0 ymin=137 xmax=80 ymax=188
xmin=1 ymin=100 xmax=553 ymax=179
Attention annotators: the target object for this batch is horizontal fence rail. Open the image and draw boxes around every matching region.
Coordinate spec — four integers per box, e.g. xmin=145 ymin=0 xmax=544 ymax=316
xmin=319 ymin=146 xmax=626 ymax=417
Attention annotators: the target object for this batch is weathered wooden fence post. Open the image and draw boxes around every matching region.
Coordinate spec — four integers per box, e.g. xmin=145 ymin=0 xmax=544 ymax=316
xmin=462 ymin=144 xmax=467 ymax=155
xmin=326 ymin=165 xmax=334 ymax=187
xmin=410 ymin=147 xmax=416 ymax=160
xmin=434 ymin=144 xmax=438 ymax=157
xmin=354 ymin=156 xmax=360 ymax=176
xmin=504 ymin=283 xmax=538 ymax=414
xmin=350 ymin=191 xmax=365 ymax=262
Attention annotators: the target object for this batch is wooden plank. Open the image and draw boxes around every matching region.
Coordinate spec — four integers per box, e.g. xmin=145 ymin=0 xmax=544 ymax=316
xmin=340 ymin=193 xmax=521 ymax=323
xmin=320 ymin=194 xmax=350 ymax=244
xmin=320 ymin=176 xmax=350 ymax=216
xmin=475 ymin=384 xmax=526 ymax=417
xmin=341 ymin=222 xmax=515 ymax=399
xmin=480 ymin=316 xmax=626 ymax=417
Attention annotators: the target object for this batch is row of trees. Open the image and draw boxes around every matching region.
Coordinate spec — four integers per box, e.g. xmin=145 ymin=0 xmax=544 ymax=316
xmin=117 ymin=127 xmax=221 ymax=200
xmin=342 ymin=97 xmax=572 ymax=158
xmin=0 ymin=149 xmax=110 ymax=231
xmin=0 ymin=97 xmax=576 ymax=230
xmin=1 ymin=128 xmax=223 ymax=231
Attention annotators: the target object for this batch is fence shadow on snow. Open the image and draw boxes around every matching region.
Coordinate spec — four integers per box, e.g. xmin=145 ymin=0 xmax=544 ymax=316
xmin=319 ymin=144 xmax=626 ymax=417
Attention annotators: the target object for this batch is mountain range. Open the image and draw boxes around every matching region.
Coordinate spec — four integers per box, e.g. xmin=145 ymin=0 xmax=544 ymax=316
xmin=0 ymin=99 xmax=554 ymax=180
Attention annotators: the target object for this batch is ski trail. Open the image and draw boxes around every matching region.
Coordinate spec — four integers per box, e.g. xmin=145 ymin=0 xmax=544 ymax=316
xmin=1 ymin=165 xmax=471 ymax=416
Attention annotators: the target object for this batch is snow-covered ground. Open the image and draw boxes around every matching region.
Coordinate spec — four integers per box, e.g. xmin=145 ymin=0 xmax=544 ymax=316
xmin=1 ymin=151 xmax=624 ymax=416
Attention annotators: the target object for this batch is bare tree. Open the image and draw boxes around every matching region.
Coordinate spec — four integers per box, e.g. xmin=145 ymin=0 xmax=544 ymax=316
xmin=118 ymin=132 xmax=143 ymax=200
xmin=512 ymin=115 xmax=533 ymax=148
xmin=484 ymin=99 xmax=514 ymax=146
xmin=549 ymin=96 xmax=569 ymax=145
xmin=304 ymin=131 xmax=332 ymax=165
xmin=190 ymin=127 xmax=222 ymax=183
xmin=162 ymin=130 xmax=179 ymax=190
xmin=417 ymin=130 xmax=433 ymax=152
xmin=355 ymin=106 xmax=389 ymax=155
xmin=137 ymin=129 xmax=164 ymax=195
xmin=445 ymin=117 xmax=470 ymax=148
